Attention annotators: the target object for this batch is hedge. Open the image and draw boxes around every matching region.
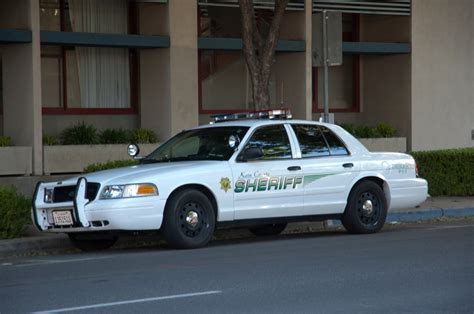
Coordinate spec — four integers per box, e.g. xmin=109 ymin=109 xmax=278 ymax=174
xmin=411 ymin=148 xmax=474 ymax=196
xmin=83 ymin=159 xmax=139 ymax=173
xmin=0 ymin=186 xmax=32 ymax=239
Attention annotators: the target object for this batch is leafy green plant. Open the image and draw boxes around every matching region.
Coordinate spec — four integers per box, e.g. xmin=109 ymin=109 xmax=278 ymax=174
xmin=0 ymin=136 xmax=13 ymax=147
xmin=0 ymin=186 xmax=32 ymax=239
xmin=338 ymin=123 xmax=355 ymax=135
xmin=411 ymin=148 xmax=474 ymax=196
xmin=130 ymin=128 xmax=157 ymax=144
xmin=99 ymin=128 xmax=131 ymax=144
xmin=60 ymin=121 xmax=98 ymax=145
xmin=354 ymin=126 xmax=381 ymax=138
xmin=43 ymin=134 xmax=59 ymax=146
xmin=83 ymin=159 xmax=139 ymax=173
xmin=338 ymin=123 xmax=397 ymax=139
xmin=375 ymin=123 xmax=396 ymax=138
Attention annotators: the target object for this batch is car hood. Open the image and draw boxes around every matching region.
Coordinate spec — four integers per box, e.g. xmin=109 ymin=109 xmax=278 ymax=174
xmin=63 ymin=161 xmax=228 ymax=185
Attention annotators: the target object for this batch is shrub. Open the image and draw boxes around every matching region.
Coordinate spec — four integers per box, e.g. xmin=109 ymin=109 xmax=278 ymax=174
xmin=411 ymin=148 xmax=474 ymax=196
xmin=0 ymin=186 xmax=32 ymax=239
xmin=60 ymin=122 xmax=98 ymax=145
xmin=99 ymin=128 xmax=131 ymax=144
xmin=131 ymin=128 xmax=157 ymax=144
xmin=83 ymin=159 xmax=139 ymax=173
xmin=375 ymin=123 xmax=396 ymax=138
xmin=338 ymin=123 xmax=355 ymax=135
xmin=0 ymin=136 xmax=13 ymax=147
xmin=43 ymin=134 xmax=59 ymax=146
xmin=338 ymin=123 xmax=397 ymax=139
xmin=354 ymin=126 xmax=381 ymax=138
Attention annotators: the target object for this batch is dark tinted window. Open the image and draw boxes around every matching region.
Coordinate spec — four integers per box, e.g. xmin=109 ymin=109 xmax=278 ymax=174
xmin=146 ymin=126 xmax=249 ymax=162
xmin=242 ymin=125 xmax=292 ymax=160
xmin=292 ymin=125 xmax=330 ymax=158
xmin=321 ymin=127 xmax=349 ymax=156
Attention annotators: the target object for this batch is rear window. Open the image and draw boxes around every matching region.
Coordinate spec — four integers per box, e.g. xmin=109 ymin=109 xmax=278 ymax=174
xmin=292 ymin=124 xmax=349 ymax=157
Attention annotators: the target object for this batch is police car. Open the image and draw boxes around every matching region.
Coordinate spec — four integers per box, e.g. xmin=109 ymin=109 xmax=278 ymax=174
xmin=32 ymin=109 xmax=428 ymax=250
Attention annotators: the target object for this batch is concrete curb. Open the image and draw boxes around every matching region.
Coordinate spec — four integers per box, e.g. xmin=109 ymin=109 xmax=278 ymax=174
xmin=1 ymin=207 xmax=473 ymax=256
xmin=387 ymin=207 xmax=474 ymax=222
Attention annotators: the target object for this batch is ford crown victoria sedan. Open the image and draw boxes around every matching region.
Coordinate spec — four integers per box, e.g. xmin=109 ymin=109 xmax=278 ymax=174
xmin=32 ymin=110 xmax=428 ymax=250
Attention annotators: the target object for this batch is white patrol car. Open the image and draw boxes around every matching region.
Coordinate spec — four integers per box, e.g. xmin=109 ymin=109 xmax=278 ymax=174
xmin=32 ymin=109 xmax=428 ymax=250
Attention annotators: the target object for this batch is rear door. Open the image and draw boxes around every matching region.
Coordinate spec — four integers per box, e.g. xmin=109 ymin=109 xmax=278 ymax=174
xmin=289 ymin=124 xmax=359 ymax=215
xmin=230 ymin=124 xmax=304 ymax=220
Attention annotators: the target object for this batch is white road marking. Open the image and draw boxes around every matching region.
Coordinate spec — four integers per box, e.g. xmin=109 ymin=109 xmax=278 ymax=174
xmin=426 ymin=225 xmax=474 ymax=231
xmin=33 ymin=290 xmax=222 ymax=313
xmin=15 ymin=255 xmax=115 ymax=267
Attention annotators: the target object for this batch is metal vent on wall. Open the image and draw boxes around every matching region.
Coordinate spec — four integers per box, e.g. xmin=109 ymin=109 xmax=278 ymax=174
xmin=198 ymin=0 xmax=411 ymax=16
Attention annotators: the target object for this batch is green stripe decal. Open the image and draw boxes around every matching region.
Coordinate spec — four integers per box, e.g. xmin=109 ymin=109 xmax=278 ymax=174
xmin=303 ymin=174 xmax=334 ymax=186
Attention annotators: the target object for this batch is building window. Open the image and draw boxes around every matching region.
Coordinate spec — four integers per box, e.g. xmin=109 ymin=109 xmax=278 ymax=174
xmin=313 ymin=14 xmax=360 ymax=113
xmin=40 ymin=0 xmax=138 ymax=113
xmin=199 ymin=50 xmax=277 ymax=114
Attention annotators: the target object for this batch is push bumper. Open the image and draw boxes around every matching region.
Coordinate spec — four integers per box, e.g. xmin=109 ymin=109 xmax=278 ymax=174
xmin=32 ymin=177 xmax=165 ymax=232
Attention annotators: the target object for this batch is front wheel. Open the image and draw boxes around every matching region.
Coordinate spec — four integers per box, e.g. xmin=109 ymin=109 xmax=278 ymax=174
xmin=341 ymin=181 xmax=387 ymax=234
xmin=68 ymin=233 xmax=118 ymax=252
xmin=161 ymin=189 xmax=216 ymax=249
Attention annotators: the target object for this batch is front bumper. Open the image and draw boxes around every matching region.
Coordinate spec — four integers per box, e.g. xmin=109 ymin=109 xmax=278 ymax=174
xmin=32 ymin=177 xmax=165 ymax=233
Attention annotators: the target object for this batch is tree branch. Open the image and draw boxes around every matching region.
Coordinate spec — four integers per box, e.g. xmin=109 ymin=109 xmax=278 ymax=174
xmin=261 ymin=0 xmax=289 ymax=77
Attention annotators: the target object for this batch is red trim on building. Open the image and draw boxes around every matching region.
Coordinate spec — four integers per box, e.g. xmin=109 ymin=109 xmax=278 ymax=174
xmin=42 ymin=107 xmax=137 ymax=115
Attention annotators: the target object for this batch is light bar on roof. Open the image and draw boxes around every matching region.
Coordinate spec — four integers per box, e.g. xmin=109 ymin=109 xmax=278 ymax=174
xmin=210 ymin=108 xmax=292 ymax=123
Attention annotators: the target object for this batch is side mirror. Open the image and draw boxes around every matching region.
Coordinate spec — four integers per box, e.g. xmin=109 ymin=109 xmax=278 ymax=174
xmin=127 ymin=143 xmax=140 ymax=158
xmin=242 ymin=147 xmax=263 ymax=161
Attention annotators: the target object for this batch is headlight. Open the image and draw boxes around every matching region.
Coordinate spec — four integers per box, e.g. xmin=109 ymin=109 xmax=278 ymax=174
xmin=44 ymin=188 xmax=53 ymax=203
xmin=100 ymin=183 xmax=158 ymax=199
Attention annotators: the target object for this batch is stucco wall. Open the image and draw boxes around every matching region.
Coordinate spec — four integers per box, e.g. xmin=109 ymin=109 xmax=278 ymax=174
xmin=411 ymin=0 xmax=474 ymax=150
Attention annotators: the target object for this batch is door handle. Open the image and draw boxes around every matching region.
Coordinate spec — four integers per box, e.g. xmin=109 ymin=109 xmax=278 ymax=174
xmin=287 ymin=166 xmax=301 ymax=171
xmin=342 ymin=163 xmax=354 ymax=168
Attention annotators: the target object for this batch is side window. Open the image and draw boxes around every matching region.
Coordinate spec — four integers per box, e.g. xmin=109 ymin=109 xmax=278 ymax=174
xmin=291 ymin=125 xmax=330 ymax=158
xmin=320 ymin=127 xmax=349 ymax=156
xmin=242 ymin=125 xmax=292 ymax=160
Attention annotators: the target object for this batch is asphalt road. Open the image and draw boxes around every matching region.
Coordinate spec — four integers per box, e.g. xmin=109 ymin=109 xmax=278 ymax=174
xmin=0 ymin=221 xmax=473 ymax=314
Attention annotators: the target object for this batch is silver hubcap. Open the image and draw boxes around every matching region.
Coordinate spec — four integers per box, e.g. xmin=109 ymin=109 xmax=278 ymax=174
xmin=186 ymin=211 xmax=199 ymax=227
xmin=362 ymin=200 xmax=374 ymax=216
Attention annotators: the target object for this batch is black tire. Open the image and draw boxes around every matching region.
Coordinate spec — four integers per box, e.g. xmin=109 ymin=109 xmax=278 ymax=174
xmin=249 ymin=223 xmax=287 ymax=236
xmin=68 ymin=233 xmax=118 ymax=252
xmin=341 ymin=180 xmax=387 ymax=234
xmin=161 ymin=189 xmax=216 ymax=249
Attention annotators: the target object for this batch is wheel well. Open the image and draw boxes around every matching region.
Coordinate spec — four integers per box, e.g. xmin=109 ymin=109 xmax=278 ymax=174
xmin=167 ymin=184 xmax=218 ymax=219
xmin=351 ymin=176 xmax=391 ymax=208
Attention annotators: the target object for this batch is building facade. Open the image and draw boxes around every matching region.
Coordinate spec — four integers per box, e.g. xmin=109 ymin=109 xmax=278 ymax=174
xmin=0 ymin=0 xmax=473 ymax=176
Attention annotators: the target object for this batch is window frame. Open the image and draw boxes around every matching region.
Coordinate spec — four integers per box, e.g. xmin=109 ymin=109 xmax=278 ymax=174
xmin=41 ymin=0 xmax=139 ymax=115
xmin=291 ymin=124 xmax=351 ymax=159
xmin=312 ymin=14 xmax=360 ymax=114
xmin=236 ymin=124 xmax=294 ymax=162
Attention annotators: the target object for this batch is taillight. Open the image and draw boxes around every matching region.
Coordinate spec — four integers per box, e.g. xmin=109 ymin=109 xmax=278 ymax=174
xmin=415 ymin=161 xmax=420 ymax=177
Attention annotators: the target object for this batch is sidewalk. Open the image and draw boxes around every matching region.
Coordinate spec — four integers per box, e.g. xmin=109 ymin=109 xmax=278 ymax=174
xmin=1 ymin=197 xmax=473 ymax=256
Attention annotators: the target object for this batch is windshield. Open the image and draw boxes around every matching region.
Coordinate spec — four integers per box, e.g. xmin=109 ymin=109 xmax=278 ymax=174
xmin=142 ymin=126 xmax=249 ymax=163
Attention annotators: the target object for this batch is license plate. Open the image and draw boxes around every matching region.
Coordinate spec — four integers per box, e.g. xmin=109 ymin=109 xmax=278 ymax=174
xmin=52 ymin=210 xmax=74 ymax=226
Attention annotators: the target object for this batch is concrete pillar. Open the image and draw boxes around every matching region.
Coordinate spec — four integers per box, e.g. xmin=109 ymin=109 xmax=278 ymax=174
xmin=304 ymin=0 xmax=313 ymax=120
xmin=411 ymin=0 xmax=474 ymax=150
xmin=140 ymin=0 xmax=198 ymax=142
xmin=1 ymin=0 xmax=43 ymax=175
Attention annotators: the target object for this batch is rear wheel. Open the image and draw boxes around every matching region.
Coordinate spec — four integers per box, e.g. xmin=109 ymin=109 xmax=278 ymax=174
xmin=68 ymin=233 xmax=118 ymax=252
xmin=162 ymin=189 xmax=216 ymax=249
xmin=341 ymin=180 xmax=387 ymax=234
xmin=249 ymin=223 xmax=287 ymax=236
